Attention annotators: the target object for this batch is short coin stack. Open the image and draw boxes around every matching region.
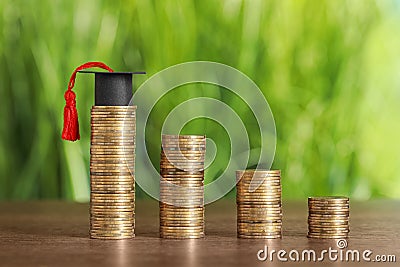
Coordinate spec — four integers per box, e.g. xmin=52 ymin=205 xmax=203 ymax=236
xmin=307 ymin=196 xmax=350 ymax=239
xmin=236 ymin=170 xmax=282 ymax=239
xmin=159 ymin=134 xmax=206 ymax=239
xmin=90 ymin=106 xmax=136 ymax=239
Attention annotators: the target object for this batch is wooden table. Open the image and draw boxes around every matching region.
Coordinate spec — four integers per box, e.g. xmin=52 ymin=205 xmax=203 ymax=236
xmin=0 ymin=200 xmax=399 ymax=266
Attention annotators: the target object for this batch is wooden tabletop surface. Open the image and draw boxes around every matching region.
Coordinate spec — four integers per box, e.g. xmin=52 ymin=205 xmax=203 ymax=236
xmin=0 ymin=199 xmax=399 ymax=267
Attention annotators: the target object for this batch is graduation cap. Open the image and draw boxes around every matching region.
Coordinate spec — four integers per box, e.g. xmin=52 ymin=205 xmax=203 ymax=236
xmin=62 ymin=62 xmax=145 ymax=141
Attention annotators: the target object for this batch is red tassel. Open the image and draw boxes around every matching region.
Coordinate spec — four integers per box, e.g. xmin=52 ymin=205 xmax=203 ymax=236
xmin=62 ymin=90 xmax=80 ymax=141
xmin=62 ymin=62 xmax=114 ymax=141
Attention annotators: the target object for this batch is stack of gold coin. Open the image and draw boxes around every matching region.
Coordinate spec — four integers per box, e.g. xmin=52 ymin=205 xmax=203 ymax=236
xmin=159 ymin=134 xmax=206 ymax=239
xmin=236 ymin=170 xmax=282 ymax=239
xmin=89 ymin=106 xmax=136 ymax=239
xmin=308 ymin=196 xmax=349 ymax=239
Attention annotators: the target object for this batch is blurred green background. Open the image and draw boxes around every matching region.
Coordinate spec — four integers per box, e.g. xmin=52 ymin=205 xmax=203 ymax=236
xmin=1 ymin=0 xmax=399 ymax=201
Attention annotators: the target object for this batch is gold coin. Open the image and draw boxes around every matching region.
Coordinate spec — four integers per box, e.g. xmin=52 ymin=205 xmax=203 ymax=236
xmin=161 ymin=151 xmax=205 ymax=155
xmin=160 ymin=183 xmax=203 ymax=187
xmin=90 ymin=227 xmax=134 ymax=232
xmin=238 ymin=235 xmax=281 ymax=239
xmin=159 ymin=184 xmax=203 ymax=189
xmin=160 ymin=212 xmax=203 ymax=217
xmin=160 ymin=201 xmax=204 ymax=206
xmin=90 ymin=145 xmax=135 ymax=149
xmin=238 ymin=210 xmax=282 ymax=215
xmin=161 ymin=157 xmax=205 ymax=161
xmin=91 ymin=176 xmax=134 ymax=180
xmin=90 ymin=167 xmax=133 ymax=172
xmin=90 ymin=219 xmax=134 ymax=224
xmin=160 ymin=178 xmax=204 ymax=182
xmin=309 ymin=211 xmax=349 ymax=216
xmin=160 ymin=218 xmax=204 ymax=223
xmin=90 ymin=184 xmax=134 ymax=188
xmin=237 ymin=217 xmax=282 ymax=222
xmin=160 ymin=164 xmax=204 ymax=169
xmin=237 ymin=223 xmax=282 ymax=228
xmin=160 ymin=196 xmax=204 ymax=200
xmin=160 ymin=165 xmax=204 ymax=170
xmin=161 ymin=159 xmax=204 ymax=164
xmin=237 ymin=201 xmax=281 ymax=206
xmin=237 ymin=191 xmax=282 ymax=196
xmin=161 ymin=136 xmax=205 ymax=141
xmin=159 ymin=209 xmax=204 ymax=215
xmin=90 ymin=198 xmax=134 ymax=202
xmin=307 ymin=234 xmax=348 ymax=239
xmin=237 ymin=209 xmax=281 ymax=213
xmin=159 ymin=206 xmax=204 ymax=210
xmin=159 ymin=190 xmax=203 ymax=194
xmin=161 ymin=144 xmax=205 ymax=148
xmin=90 ymin=187 xmax=135 ymax=194
xmin=91 ymin=157 xmax=134 ymax=162
xmin=91 ymin=193 xmax=134 ymax=197
xmin=90 ymin=203 xmax=133 ymax=208
xmin=90 ymin=144 xmax=135 ymax=148
xmin=161 ymin=151 xmax=204 ymax=156
xmin=91 ymin=114 xmax=136 ymax=118
xmin=160 ymin=234 xmax=204 ymax=239
xmin=90 ymin=169 xmax=133 ymax=173
xmin=91 ymin=190 xmax=133 ymax=194
xmin=160 ymin=221 xmax=203 ymax=226
xmin=91 ymin=136 xmax=135 ymax=140
xmin=238 ymin=218 xmax=282 ymax=223
xmin=237 ymin=173 xmax=281 ymax=178
xmin=160 ymin=170 xmax=203 ymax=175
xmin=90 ymin=181 xmax=134 ymax=186
xmin=237 ymin=198 xmax=281 ymax=203
xmin=160 ymin=218 xmax=203 ymax=223
xmin=237 ymin=178 xmax=281 ymax=182
xmin=91 ymin=110 xmax=135 ymax=113
xmin=308 ymin=219 xmax=349 ymax=224
xmin=90 ymin=235 xmax=134 ymax=240
xmin=90 ymin=133 xmax=136 ymax=137
xmin=90 ymin=121 xmax=135 ymax=125
xmin=90 ymin=176 xmax=134 ymax=181
xmin=236 ymin=173 xmax=281 ymax=181
xmin=160 ymin=226 xmax=203 ymax=231
xmin=90 ymin=128 xmax=136 ymax=133
xmin=162 ymin=134 xmax=205 ymax=139
xmin=236 ymin=170 xmax=281 ymax=177
xmin=90 ymin=207 xmax=134 ymax=211
xmin=309 ymin=208 xmax=349 ymax=213
xmin=308 ymin=196 xmax=349 ymax=202
xmin=91 ymin=116 xmax=135 ymax=120
xmin=92 ymin=106 xmax=136 ymax=109
xmin=308 ymin=229 xmax=349 ymax=234
xmin=159 ymin=227 xmax=204 ymax=233
xmin=90 ymin=229 xmax=134 ymax=235
xmin=160 ymin=157 xmax=205 ymax=162
xmin=90 ymin=222 xmax=134 ymax=227
xmin=90 ymin=157 xmax=135 ymax=161
xmin=90 ymin=164 xmax=133 ymax=168
xmin=161 ymin=145 xmax=206 ymax=149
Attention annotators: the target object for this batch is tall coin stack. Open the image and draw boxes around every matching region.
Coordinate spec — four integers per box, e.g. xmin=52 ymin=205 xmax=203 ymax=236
xmin=159 ymin=134 xmax=206 ymax=239
xmin=90 ymin=106 xmax=136 ymax=239
xmin=236 ymin=170 xmax=282 ymax=239
xmin=307 ymin=196 xmax=350 ymax=239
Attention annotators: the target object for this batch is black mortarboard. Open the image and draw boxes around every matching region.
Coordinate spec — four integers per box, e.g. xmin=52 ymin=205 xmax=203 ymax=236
xmin=79 ymin=71 xmax=146 ymax=106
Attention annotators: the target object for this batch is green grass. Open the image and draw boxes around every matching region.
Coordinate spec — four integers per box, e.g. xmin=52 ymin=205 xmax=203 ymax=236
xmin=1 ymin=0 xmax=400 ymax=200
